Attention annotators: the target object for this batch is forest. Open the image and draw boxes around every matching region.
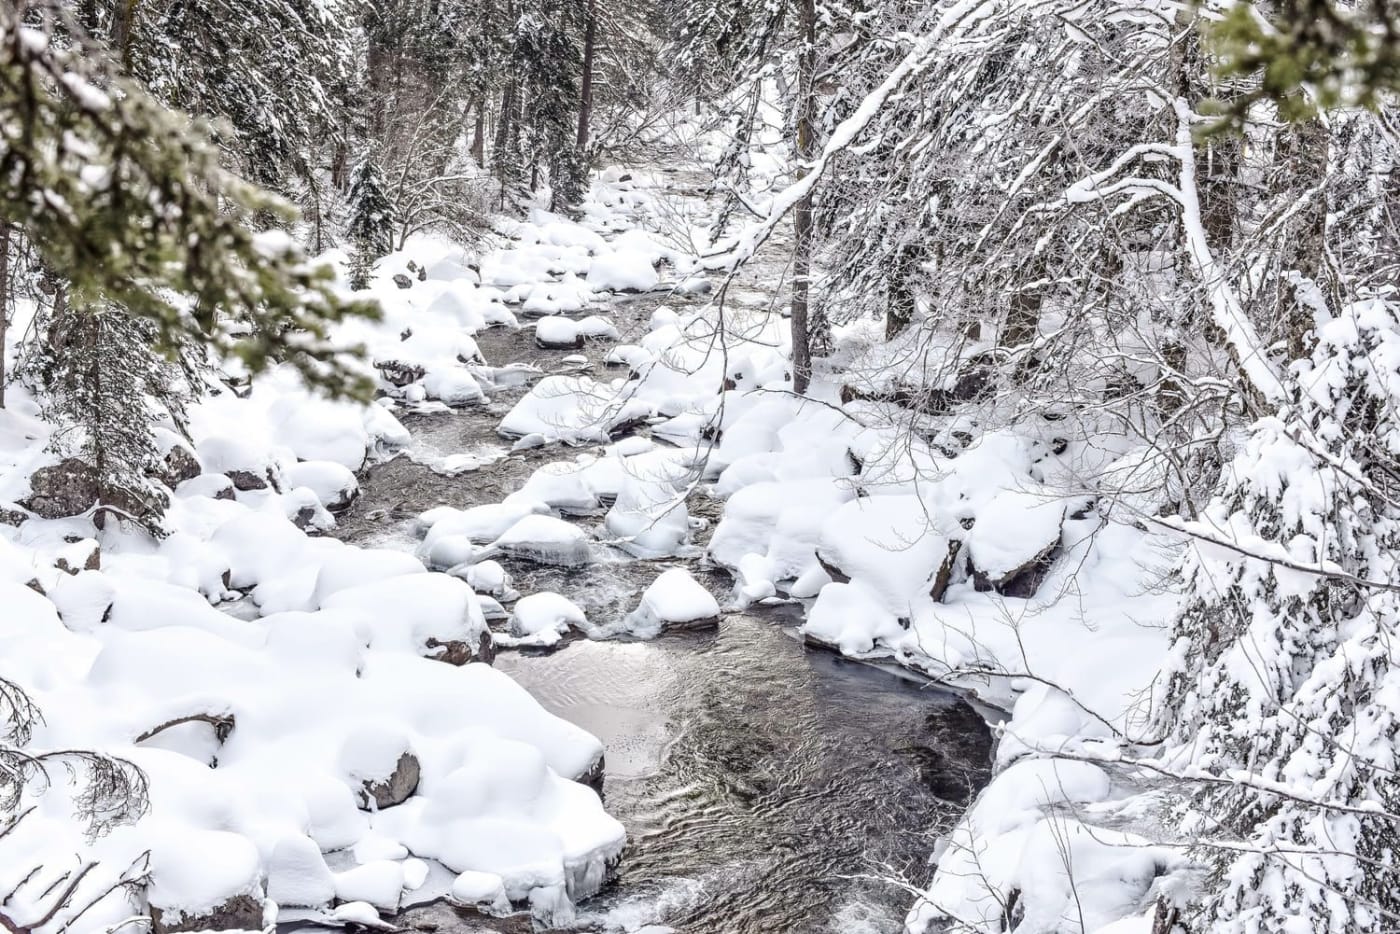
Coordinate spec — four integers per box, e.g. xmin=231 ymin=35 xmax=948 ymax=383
xmin=0 ymin=0 xmax=1397 ymax=933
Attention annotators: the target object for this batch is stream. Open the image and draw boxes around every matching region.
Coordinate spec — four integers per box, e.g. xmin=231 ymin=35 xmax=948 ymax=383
xmin=328 ymin=197 xmax=996 ymax=932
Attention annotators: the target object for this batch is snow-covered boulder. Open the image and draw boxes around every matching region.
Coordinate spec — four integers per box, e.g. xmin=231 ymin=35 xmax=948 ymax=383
xmin=477 ymin=515 xmax=592 ymax=567
xmin=965 ymin=487 xmax=1065 ymax=598
xmin=507 ymin=592 xmax=588 ymax=647
xmin=623 ymin=569 xmax=719 ymax=637
xmin=534 ymin=316 xmax=584 ymax=350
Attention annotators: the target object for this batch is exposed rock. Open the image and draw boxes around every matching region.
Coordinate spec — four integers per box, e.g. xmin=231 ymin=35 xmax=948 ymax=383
xmin=393 ymin=273 xmax=413 ymax=290
xmin=150 ymin=894 xmax=265 ymax=934
xmin=22 ymin=458 xmax=99 ymax=519
xmin=377 ymin=360 xmax=426 ymax=387
xmin=55 ymin=539 xmax=101 ymax=574
xmin=156 ymin=442 xmax=202 ymax=487
xmin=226 ymin=469 xmax=274 ymax=492
xmin=930 ymin=541 xmax=961 ymax=602
xmin=360 ymin=752 xmax=421 ymax=810
xmin=426 ymin=629 xmax=496 ymax=666
xmin=0 ymin=503 xmax=29 ymax=526
xmin=576 ymin=752 xmax=605 ymax=796
xmin=971 ymin=539 xmax=1059 ymax=599
xmin=535 ymin=332 xmax=584 ymax=350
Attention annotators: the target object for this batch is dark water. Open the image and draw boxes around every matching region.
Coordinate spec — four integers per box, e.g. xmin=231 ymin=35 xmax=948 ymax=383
xmin=332 ymin=285 xmax=994 ymax=933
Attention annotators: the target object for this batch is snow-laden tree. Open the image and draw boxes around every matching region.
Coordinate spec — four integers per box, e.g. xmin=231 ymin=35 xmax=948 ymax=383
xmin=1160 ymin=297 xmax=1400 ymax=931
xmin=19 ymin=297 xmax=196 ymax=534
xmin=346 ymin=152 xmax=397 ymax=289
xmin=0 ymin=6 xmax=378 ymax=400
xmin=78 ymin=0 xmax=354 ymax=192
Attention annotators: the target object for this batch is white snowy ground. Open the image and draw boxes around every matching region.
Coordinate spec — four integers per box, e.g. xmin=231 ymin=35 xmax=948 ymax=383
xmin=4 ymin=118 xmax=1185 ymax=934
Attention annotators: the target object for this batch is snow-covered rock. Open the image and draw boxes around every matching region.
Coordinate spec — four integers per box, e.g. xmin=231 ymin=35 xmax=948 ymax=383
xmin=623 ymin=568 xmax=719 ymax=637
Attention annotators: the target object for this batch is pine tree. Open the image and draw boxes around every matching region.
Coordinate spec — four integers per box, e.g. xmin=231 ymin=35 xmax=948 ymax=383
xmin=0 ymin=6 xmax=379 ymax=400
xmin=346 ymin=153 xmax=397 ymax=290
xmin=1161 ymin=299 xmax=1400 ymax=931
xmin=21 ymin=295 xmax=196 ymax=535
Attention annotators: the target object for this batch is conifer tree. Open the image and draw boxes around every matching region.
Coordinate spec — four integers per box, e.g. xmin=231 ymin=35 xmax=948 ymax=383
xmin=21 ymin=296 xmax=195 ymax=535
xmin=346 ymin=153 xmax=397 ymax=290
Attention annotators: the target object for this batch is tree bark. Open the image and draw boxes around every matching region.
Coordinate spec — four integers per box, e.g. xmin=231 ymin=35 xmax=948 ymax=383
xmin=576 ymin=0 xmax=597 ymax=151
xmin=790 ymin=0 xmax=824 ymax=394
xmin=470 ymin=98 xmax=487 ymax=165
xmin=0 ymin=225 xmax=10 ymax=409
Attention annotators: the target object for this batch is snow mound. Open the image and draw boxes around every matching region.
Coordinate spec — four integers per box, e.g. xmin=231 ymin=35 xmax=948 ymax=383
xmin=623 ymin=568 xmax=719 ymax=637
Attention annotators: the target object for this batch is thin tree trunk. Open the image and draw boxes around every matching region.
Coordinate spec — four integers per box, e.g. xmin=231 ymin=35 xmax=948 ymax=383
xmin=0 ymin=225 xmax=10 ymax=409
xmin=576 ymin=0 xmax=597 ymax=151
xmin=471 ymin=98 xmax=487 ymax=165
xmin=790 ymin=0 xmax=822 ymax=395
xmin=111 ymin=0 xmax=140 ymax=67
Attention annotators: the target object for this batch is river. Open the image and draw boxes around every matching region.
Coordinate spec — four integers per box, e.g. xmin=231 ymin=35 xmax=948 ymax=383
xmin=329 ymin=289 xmax=995 ymax=932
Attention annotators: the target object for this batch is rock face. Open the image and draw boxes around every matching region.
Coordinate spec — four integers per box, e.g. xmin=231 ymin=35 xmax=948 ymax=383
xmin=149 ymin=894 xmax=264 ymax=934
xmin=360 ymin=751 xmax=422 ymax=810
xmin=970 ymin=540 xmax=1058 ymax=598
xmin=22 ymin=458 xmax=100 ymax=519
xmin=0 ymin=503 xmax=29 ymax=526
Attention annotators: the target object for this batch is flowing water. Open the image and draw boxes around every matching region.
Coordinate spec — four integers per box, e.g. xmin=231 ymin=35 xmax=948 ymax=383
xmin=329 ymin=186 xmax=996 ymax=931
xmin=332 ymin=334 xmax=994 ymax=934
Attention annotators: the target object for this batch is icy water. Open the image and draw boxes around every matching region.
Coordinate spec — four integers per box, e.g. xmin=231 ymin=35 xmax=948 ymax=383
xmin=333 ymin=332 xmax=994 ymax=934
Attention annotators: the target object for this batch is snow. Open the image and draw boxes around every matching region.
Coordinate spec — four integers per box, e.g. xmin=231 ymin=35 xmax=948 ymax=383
xmin=508 ymin=592 xmax=589 ymax=647
xmin=480 ymin=513 xmax=593 ymax=567
xmin=267 ymin=835 xmax=337 ymax=908
xmin=0 ymin=133 xmax=1202 ymax=934
xmin=623 ymin=568 xmax=719 ymax=637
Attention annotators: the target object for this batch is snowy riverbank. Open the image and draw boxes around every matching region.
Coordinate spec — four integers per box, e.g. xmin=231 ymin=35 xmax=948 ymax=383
xmin=3 ymin=153 xmax=1183 ymax=934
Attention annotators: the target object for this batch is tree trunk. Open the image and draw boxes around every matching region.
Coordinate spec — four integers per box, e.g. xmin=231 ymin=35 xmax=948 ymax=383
xmin=790 ymin=0 xmax=825 ymax=394
xmin=1002 ymin=256 xmax=1045 ymax=350
xmin=0 ymin=225 xmax=10 ymax=409
xmin=1276 ymin=118 xmax=1329 ymax=360
xmin=470 ymin=98 xmax=487 ymax=165
xmin=111 ymin=0 xmax=140 ymax=68
xmin=576 ymin=0 xmax=597 ymax=151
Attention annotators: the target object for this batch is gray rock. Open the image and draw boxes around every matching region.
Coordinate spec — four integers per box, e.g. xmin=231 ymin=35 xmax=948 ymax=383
xmin=0 ymin=503 xmax=30 ymax=526
xmin=22 ymin=458 xmax=100 ymax=519
xmin=149 ymin=894 xmax=264 ymax=934
xmin=377 ymin=360 xmax=426 ymax=387
xmin=157 ymin=443 xmax=202 ymax=487
xmin=971 ymin=539 xmax=1059 ymax=599
xmin=225 ymin=469 xmax=273 ymax=492
xmin=360 ymin=751 xmax=421 ymax=810
xmin=393 ymin=273 xmax=413 ymax=290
